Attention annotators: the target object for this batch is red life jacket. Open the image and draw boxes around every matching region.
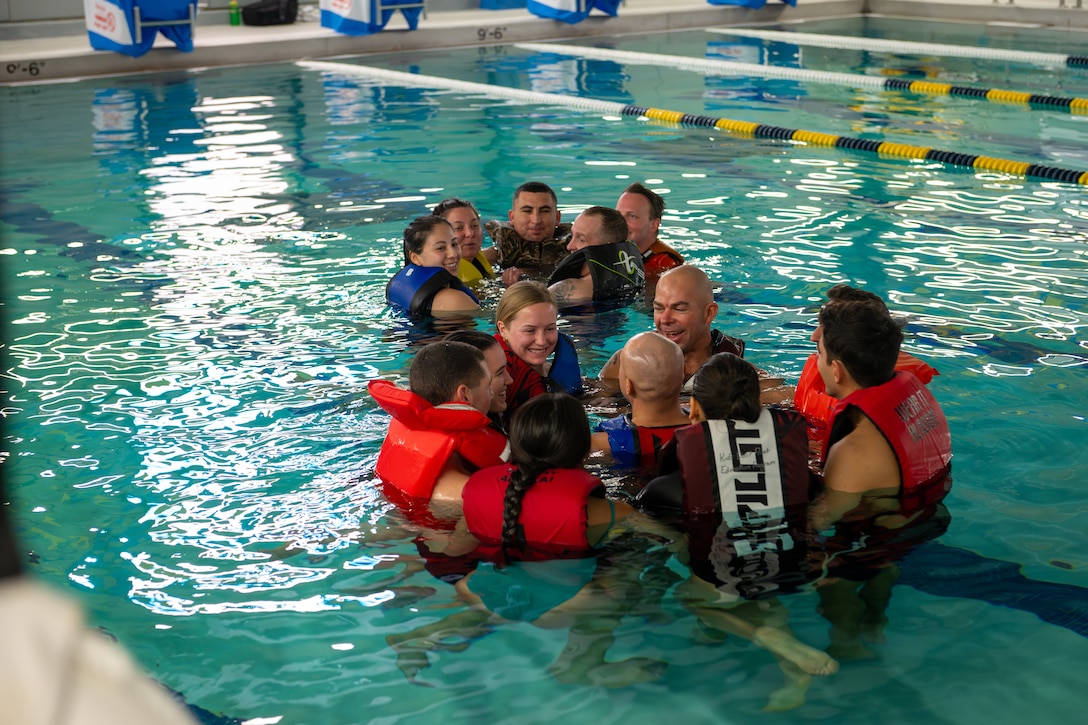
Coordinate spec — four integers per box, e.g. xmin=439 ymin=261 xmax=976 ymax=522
xmin=823 ymin=372 xmax=953 ymax=514
xmin=462 ymin=464 xmax=603 ymax=554
xmin=642 ymin=239 xmax=684 ymax=276
xmin=368 ymin=380 xmax=509 ymax=500
xmin=795 ymin=350 xmax=939 ymax=434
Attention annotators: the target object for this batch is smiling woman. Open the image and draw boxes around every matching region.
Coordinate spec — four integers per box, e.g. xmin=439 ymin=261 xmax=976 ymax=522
xmin=386 ymin=215 xmax=480 ymax=318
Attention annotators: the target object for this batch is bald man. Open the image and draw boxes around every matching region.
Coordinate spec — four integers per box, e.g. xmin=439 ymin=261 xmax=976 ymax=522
xmin=600 ymin=265 xmax=744 ymax=386
xmin=591 ymin=332 xmax=691 ymax=468
xmin=652 ymin=265 xmax=745 ymax=386
xmin=600 ymin=265 xmax=794 ymax=403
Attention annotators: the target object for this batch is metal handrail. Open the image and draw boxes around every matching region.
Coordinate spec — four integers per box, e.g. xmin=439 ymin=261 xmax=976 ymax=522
xmin=133 ymin=2 xmax=197 ymax=45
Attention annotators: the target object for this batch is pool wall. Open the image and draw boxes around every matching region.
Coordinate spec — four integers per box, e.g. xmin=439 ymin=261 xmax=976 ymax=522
xmin=4 ymin=0 xmax=1088 ymax=85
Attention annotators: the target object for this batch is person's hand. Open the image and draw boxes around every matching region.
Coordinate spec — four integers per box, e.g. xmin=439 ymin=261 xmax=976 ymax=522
xmin=502 ymin=266 xmax=527 ymax=286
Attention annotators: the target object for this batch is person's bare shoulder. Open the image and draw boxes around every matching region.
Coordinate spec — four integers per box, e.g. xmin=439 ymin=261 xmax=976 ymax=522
xmin=430 ymin=287 xmax=479 ymax=315
xmin=823 ymin=417 xmax=900 ymax=495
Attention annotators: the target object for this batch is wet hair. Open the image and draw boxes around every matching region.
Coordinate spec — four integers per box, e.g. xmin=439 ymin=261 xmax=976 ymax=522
xmin=501 ymin=393 xmax=591 ymax=553
xmin=817 ymin=284 xmax=903 ymax=388
xmin=580 ymin=206 xmax=629 ymax=245
xmin=623 ymin=182 xmax=665 ymax=220
xmin=431 ymin=197 xmax=480 ymax=220
xmin=691 ymin=353 xmax=762 ymax=423
xmin=402 ymin=215 xmax=454 ymax=266
xmin=512 ymin=181 xmax=558 ymax=207
xmin=444 ymin=329 xmax=500 ymax=354
xmin=409 ymin=340 xmax=487 ymax=406
xmin=495 ymin=280 xmax=557 ymax=328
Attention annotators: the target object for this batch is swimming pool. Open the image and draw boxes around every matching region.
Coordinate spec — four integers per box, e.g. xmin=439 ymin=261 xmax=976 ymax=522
xmin=2 ymin=14 xmax=1087 ymax=723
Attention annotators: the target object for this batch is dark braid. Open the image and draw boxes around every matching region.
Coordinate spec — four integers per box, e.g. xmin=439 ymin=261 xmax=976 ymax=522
xmin=500 ymin=461 xmax=550 ymax=553
xmin=498 ymin=393 xmax=591 ymax=557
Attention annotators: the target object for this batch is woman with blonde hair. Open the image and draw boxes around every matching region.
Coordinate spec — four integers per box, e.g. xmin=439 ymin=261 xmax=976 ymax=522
xmin=493 ymin=280 xmax=582 ymax=424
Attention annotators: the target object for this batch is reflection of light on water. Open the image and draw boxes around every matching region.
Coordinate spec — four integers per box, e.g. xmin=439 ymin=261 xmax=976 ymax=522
xmin=141 ymin=95 xmax=295 ymax=229
xmin=976 ymin=363 xmax=1034 ymax=377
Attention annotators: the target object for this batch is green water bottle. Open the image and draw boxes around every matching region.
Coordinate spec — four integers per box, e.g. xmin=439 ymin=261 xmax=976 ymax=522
xmin=229 ymin=0 xmax=241 ymax=26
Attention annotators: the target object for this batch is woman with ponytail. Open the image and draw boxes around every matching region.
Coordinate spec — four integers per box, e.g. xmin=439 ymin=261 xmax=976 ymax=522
xmin=389 ymin=395 xmax=671 ymax=686
xmin=633 ymin=353 xmax=839 ymax=693
xmin=635 ymin=352 xmax=813 ymax=519
xmin=462 ymin=393 xmax=628 ymax=558
xmin=386 ymin=215 xmax=480 ymax=319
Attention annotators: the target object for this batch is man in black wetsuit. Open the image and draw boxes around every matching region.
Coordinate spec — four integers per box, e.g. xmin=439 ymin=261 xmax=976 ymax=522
xmin=546 ymin=206 xmax=644 ymax=306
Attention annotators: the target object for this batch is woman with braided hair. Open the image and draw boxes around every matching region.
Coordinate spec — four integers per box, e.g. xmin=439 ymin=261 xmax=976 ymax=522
xmin=463 ymin=393 xmax=628 ymax=558
xmin=388 ymin=394 xmax=673 ymax=687
xmin=634 ymin=352 xmax=838 ymax=707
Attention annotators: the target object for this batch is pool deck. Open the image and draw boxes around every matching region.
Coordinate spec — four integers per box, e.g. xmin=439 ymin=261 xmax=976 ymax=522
xmin=1 ymin=0 xmax=1087 ymax=85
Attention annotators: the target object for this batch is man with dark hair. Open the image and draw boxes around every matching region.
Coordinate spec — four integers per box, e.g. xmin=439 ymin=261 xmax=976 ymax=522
xmin=484 ymin=181 xmax=572 ymax=285
xmin=370 ymin=341 xmax=509 ymax=508
xmin=808 ymin=284 xmax=952 ymax=664
xmin=409 ymin=341 xmax=493 ymax=412
xmin=617 ymin=182 xmax=683 ymax=276
xmin=547 ymin=206 xmax=644 ymax=306
xmin=810 ymin=284 xmax=952 ymax=525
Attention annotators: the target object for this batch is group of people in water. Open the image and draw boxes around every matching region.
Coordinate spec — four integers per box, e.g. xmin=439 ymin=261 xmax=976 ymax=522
xmin=372 ymin=180 xmax=954 ymax=707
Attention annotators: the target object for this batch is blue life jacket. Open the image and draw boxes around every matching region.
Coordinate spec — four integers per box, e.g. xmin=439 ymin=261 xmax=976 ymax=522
xmin=386 ymin=265 xmax=478 ymax=319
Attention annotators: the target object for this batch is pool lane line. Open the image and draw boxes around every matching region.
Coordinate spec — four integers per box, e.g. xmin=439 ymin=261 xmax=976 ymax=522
xmin=515 ymin=43 xmax=1088 ymax=114
xmin=295 ymin=61 xmax=1088 ymax=186
xmin=707 ymin=28 xmax=1088 ymax=70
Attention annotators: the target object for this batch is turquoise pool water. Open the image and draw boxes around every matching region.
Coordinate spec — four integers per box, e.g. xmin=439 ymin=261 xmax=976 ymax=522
xmin=2 ymin=15 xmax=1087 ymax=723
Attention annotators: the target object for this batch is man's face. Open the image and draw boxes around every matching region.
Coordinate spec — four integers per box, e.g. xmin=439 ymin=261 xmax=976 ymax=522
xmin=463 ymin=360 xmax=495 ymax=415
xmin=483 ymin=344 xmax=512 ymax=414
xmin=653 ymin=276 xmax=715 ymax=355
xmin=508 ymin=191 xmax=560 ymax=243
xmin=810 ymin=325 xmax=841 ymax=398
xmin=567 ymin=212 xmax=604 ymax=252
xmin=616 ymin=191 xmax=660 ymax=253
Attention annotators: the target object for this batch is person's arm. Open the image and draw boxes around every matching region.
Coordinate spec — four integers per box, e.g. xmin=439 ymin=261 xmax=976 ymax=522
xmin=481 ymin=246 xmax=500 ymax=265
xmin=587 ymin=497 xmax=686 ymax=552
xmin=431 ymin=453 xmax=472 ymax=505
xmin=759 ymin=377 xmax=795 ymax=407
xmin=430 ymin=287 xmax=480 ymax=315
xmin=597 ymin=349 xmax=621 ymax=381
xmin=548 ymin=275 xmax=593 ymax=306
xmin=589 ymin=431 xmax=613 ymax=460
xmin=501 ymin=266 xmax=527 ymax=286
xmin=823 ymin=424 xmax=899 ymax=495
